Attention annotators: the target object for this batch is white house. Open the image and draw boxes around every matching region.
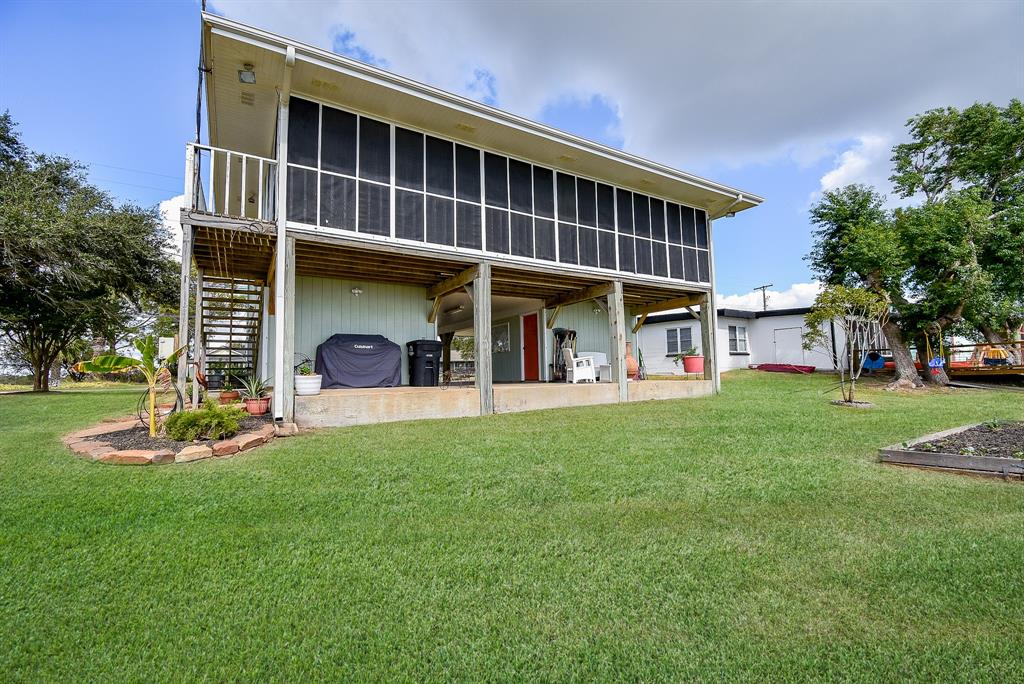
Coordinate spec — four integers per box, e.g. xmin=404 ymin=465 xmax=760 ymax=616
xmin=175 ymin=13 xmax=764 ymax=428
xmin=637 ymin=307 xmax=844 ymax=375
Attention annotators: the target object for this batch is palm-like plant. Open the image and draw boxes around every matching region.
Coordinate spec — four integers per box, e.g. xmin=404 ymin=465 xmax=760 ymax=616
xmin=73 ymin=335 xmax=186 ymax=437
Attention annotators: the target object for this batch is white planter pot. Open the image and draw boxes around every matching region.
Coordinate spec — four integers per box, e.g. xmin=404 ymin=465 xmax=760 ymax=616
xmin=294 ymin=374 xmax=322 ymax=396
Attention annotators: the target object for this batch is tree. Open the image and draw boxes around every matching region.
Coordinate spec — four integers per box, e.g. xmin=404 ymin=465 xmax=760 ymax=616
xmin=807 ymin=185 xmax=922 ymax=387
xmin=0 ymin=114 xmax=178 ymax=390
xmin=451 ymin=335 xmax=475 ymax=360
xmin=803 ymin=285 xmax=890 ymax=404
xmin=74 ymin=335 xmax=184 ymax=437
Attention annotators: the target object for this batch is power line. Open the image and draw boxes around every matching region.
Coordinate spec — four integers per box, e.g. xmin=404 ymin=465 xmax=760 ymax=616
xmin=86 ymin=161 xmax=181 ymax=181
xmin=90 ymin=177 xmax=181 ymax=195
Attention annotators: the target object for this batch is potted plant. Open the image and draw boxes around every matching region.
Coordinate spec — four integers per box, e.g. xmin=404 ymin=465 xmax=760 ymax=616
xmin=674 ymin=347 xmax=705 ymax=374
xmin=238 ymin=374 xmax=271 ymax=415
xmin=294 ymin=362 xmax=322 ymax=396
xmin=219 ymin=376 xmax=241 ymax=404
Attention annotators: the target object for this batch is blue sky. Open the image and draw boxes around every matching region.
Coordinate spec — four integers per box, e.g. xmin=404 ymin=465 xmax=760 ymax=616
xmin=2 ymin=0 xmax=1019 ymax=308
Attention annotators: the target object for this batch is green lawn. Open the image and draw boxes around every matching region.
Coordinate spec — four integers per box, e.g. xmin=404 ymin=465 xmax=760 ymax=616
xmin=1 ymin=371 xmax=1022 ymax=681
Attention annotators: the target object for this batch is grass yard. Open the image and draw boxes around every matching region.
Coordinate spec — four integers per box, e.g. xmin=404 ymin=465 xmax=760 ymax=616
xmin=1 ymin=371 xmax=1023 ymax=681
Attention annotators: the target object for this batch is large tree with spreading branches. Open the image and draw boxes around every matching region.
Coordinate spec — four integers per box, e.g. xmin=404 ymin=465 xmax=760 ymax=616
xmin=0 ymin=113 xmax=178 ymax=390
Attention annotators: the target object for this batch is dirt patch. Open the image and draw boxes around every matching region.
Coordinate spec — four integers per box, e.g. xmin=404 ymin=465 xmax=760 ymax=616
xmin=915 ymin=421 xmax=1024 ymax=459
xmin=105 ymin=414 xmax=274 ymax=452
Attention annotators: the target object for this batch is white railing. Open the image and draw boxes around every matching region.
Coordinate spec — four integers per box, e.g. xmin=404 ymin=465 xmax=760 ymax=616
xmin=184 ymin=143 xmax=277 ymax=222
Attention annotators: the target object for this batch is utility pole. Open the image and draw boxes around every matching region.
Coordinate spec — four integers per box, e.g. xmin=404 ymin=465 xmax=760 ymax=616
xmin=753 ymin=284 xmax=773 ymax=312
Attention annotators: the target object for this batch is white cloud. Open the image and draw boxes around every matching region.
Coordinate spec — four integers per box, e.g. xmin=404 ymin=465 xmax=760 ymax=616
xmin=159 ymin=194 xmax=184 ymax=260
xmin=208 ymin=0 xmax=1020 ymax=174
xmin=818 ymin=134 xmax=891 ymax=193
xmin=717 ymin=282 xmax=822 ymax=311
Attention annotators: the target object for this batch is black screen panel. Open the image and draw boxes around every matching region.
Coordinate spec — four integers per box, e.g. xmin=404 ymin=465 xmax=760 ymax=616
xmin=508 ymin=159 xmax=532 ymax=213
xmin=425 ymin=136 xmax=454 ymax=196
xmin=578 ymin=226 xmax=598 ymax=267
xmin=455 ymin=144 xmax=480 ymax=202
xmin=616 ymin=189 xmax=633 ymax=234
xmin=320 ymin=105 xmax=356 ymax=175
xmin=287 ymin=166 xmax=317 ymax=224
xmin=535 ymin=219 xmax=555 ymax=261
xmin=697 ymin=249 xmax=710 ymax=282
xmin=652 ymin=241 xmax=668 ymax=276
xmin=577 ymin=178 xmax=596 ymax=227
xmin=617 ymin=234 xmax=635 ymax=272
xmin=510 ymin=213 xmax=533 ymax=258
xmin=683 ymin=247 xmax=698 ymax=281
xmin=695 ymin=210 xmax=709 ymax=248
xmin=633 ymin=194 xmax=651 ymax=238
xmin=597 ymin=183 xmax=615 ymax=230
xmin=395 ymin=127 xmax=423 ymax=190
xmin=681 ymin=206 xmax=697 ymax=246
xmin=287 ymin=97 xmax=319 ymax=168
xmin=556 ymin=173 xmax=576 ymax=222
xmin=395 ymin=189 xmax=424 ymax=241
xmin=484 ymin=153 xmax=508 ymax=208
xmin=358 ymin=181 xmax=389 ymax=235
xmin=359 ymin=117 xmax=390 ymax=183
xmin=598 ymin=230 xmax=616 ymax=270
xmin=319 ymin=173 xmax=356 ymax=230
xmin=666 ymin=203 xmax=682 ymax=244
xmin=426 ymin=196 xmax=455 ymax=246
xmin=486 ymin=207 xmax=509 ymax=253
xmin=635 ymin=238 xmax=653 ymax=274
xmin=456 ymin=202 xmax=482 ymax=249
xmin=533 ymin=167 xmax=554 ymax=218
xmin=650 ymin=198 xmax=666 ymax=242
xmin=668 ymin=245 xmax=684 ymax=279
xmin=557 ymin=223 xmax=578 ymax=264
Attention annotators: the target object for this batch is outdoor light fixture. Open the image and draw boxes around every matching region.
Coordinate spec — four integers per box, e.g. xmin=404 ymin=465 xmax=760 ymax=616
xmin=350 ymin=287 xmax=363 ymax=297
xmin=238 ymin=63 xmax=256 ymax=84
xmin=445 ymin=304 xmax=465 ymax=314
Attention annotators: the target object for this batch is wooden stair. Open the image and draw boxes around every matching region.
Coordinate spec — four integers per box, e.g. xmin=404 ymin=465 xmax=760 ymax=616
xmin=200 ymin=276 xmax=264 ymax=390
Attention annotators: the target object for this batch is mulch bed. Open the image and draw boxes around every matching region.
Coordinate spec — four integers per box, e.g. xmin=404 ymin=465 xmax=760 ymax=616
xmin=915 ymin=421 xmax=1024 ymax=459
xmin=105 ymin=414 xmax=274 ymax=452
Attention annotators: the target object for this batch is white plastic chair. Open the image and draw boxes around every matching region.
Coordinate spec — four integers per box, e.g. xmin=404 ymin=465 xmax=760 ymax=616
xmin=562 ymin=347 xmax=596 ymax=383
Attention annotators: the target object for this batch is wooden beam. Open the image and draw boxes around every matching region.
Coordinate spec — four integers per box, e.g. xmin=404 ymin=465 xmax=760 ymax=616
xmin=631 ymin=293 xmax=706 ymax=317
xmin=426 ymin=265 xmax=479 ymax=300
xmin=427 ymin=296 xmax=443 ymax=324
xmin=546 ymin=305 xmax=562 ymax=329
xmin=608 ymin=281 xmax=627 ymax=402
xmin=544 ymin=282 xmax=614 ymax=309
xmin=631 ymin=312 xmax=648 ymax=335
xmin=473 ymin=264 xmax=493 ymax=415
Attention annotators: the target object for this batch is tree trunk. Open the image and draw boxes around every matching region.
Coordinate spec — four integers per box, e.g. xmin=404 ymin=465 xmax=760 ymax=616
xmin=32 ymin=358 xmax=52 ymax=392
xmin=882 ymin=321 xmax=923 ymax=388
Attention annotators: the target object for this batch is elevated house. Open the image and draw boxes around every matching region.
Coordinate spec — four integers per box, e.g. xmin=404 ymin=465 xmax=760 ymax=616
xmin=176 ymin=13 xmax=763 ymax=427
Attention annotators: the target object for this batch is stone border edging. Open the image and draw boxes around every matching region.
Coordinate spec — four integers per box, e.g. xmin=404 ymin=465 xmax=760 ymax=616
xmin=63 ymin=418 xmax=299 ymax=465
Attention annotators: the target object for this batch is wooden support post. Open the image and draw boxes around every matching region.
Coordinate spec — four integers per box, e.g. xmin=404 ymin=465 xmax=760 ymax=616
xmin=428 ymin=296 xmax=443 ymax=324
xmin=546 ymin=305 xmax=562 ymax=329
xmin=631 ymin=312 xmax=648 ymax=335
xmin=698 ymin=295 xmax=715 ymax=383
xmin=191 ymin=268 xmax=204 ymax=408
xmin=473 ymin=262 xmax=493 ymax=415
xmin=176 ymin=222 xmax=193 ymax=405
xmin=282 ymin=236 xmax=296 ymax=421
xmin=440 ymin=331 xmax=455 ymax=375
xmin=608 ymin=280 xmax=627 ymax=402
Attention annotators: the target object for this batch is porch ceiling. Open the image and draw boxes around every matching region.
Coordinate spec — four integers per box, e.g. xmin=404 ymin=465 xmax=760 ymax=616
xmin=192 ymin=225 xmax=275 ymax=282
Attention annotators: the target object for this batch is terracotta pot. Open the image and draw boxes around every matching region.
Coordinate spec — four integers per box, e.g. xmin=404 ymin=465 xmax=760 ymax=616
xmin=243 ymin=396 xmax=270 ymax=416
xmin=625 ymin=341 xmax=640 ymax=379
xmin=682 ymin=355 xmax=704 ymax=374
xmin=218 ymin=389 xmax=240 ymax=404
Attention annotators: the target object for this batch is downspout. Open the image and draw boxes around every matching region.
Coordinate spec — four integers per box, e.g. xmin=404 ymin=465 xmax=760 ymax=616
xmin=272 ymin=45 xmax=295 ymax=421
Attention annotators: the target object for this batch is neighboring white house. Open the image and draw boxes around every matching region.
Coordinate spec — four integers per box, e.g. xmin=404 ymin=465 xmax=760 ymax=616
xmin=637 ymin=307 xmax=845 ymax=375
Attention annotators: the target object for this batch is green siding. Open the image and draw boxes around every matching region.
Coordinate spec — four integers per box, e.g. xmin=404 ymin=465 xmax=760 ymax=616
xmin=492 ymin=315 xmax=522 ymax=382
xmin=293 ymin=276 xmax=435 ymax=383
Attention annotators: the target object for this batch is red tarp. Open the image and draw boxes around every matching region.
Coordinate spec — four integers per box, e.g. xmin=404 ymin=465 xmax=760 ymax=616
xmin=756 ymin=363 xmax=817 ymax=374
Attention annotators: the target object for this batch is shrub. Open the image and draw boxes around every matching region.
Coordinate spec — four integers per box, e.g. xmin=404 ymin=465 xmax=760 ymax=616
xmin=165 ymin=400 xmax=247 ymax=441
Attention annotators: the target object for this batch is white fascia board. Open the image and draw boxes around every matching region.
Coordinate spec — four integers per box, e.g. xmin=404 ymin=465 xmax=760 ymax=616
xmin=201 ymin=12 xmax=764 ymax=209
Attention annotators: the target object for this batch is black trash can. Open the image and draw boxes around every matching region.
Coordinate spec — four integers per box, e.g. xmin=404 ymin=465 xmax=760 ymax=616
xmin=407 ymin=340 xmax=444 ymax=387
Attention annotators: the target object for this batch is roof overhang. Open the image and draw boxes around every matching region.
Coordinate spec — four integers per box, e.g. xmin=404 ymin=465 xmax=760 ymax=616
xmin=201 ymin=12 xmax=763 ymax=218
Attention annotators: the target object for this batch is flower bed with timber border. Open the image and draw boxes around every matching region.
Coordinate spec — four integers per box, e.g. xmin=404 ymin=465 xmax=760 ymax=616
xmin=62 ymin=413 xmax=299 ymax=465
xmin=879 ymin=421 xmax=1024 ymax=480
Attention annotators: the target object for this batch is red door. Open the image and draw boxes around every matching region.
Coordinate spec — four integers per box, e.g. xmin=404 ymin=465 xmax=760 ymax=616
xmin=522 ymin=313 xmax=539 ymax=381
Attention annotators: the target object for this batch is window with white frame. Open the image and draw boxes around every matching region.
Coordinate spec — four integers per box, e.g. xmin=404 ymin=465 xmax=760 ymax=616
xmin=666 ymin=327 xmax=693 ymax=355
xmin=728 ymin=325 xmax=749 ymax=353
